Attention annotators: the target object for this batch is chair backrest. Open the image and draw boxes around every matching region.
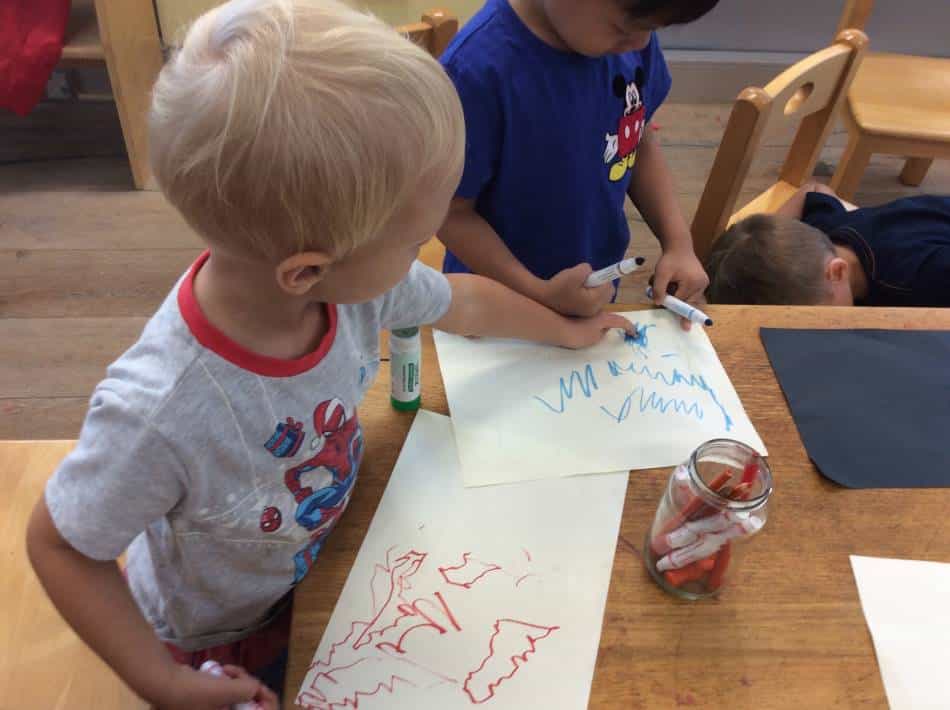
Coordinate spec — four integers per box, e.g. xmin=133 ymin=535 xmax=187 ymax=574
xmin=690 ymin=29 xmax=868 ymax=260
xmin=836 ymin=0 xmax=873 ymax=34
xmin=396 ymin=9 xmax=458 ymax=270
xmin=396 ymin=8 xmax=458 ymax=59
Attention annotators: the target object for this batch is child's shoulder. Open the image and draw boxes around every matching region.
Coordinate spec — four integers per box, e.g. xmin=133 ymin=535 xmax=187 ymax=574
xmin=97 ymin=294 xmax=207 ymax=425
xmin=440 ymin=0 xmax=530 ymax=75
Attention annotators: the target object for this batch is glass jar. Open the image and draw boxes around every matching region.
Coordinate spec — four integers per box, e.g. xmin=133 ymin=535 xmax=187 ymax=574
xmin=644 ymin=439 xmax=772 ymax=600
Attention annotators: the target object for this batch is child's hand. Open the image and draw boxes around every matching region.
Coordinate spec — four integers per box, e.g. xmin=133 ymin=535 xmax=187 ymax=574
xmin=155 ymin=663 xmax=279 ymax=710
xmin=652 ymin=248 xmax=710 ymax=331
xmin=541 ymin=263 xmax=614 ymax=317
xmin=560 ymin=312 xmax=637 ymax=350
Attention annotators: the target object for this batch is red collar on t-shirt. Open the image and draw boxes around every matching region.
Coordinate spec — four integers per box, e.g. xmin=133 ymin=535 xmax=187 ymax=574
xmin=177 ymin=251 xmax=338 ymax=377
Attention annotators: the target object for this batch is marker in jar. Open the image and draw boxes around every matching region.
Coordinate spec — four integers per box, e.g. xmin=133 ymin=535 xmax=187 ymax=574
xmin=655 ymin=516 xmax=763 ymax=572
xmin=645 ymin=448 xmax=772 ymax=598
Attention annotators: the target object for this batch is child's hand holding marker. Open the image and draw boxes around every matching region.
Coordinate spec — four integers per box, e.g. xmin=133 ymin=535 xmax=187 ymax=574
xmin=152 ymin=660 xmax=278 ymax=710
xmin=584 ymin=256 xmax=646 ymax=287
xmin=651 ymin=248 xmax=710 ymax=331
xmin=646 ymin=285 xmax=713 ymax=328
xmin=540 ymin=262 xmax=617 ymax=317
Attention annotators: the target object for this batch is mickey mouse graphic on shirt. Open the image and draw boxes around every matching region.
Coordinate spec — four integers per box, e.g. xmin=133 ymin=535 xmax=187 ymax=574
xmin=261 ymin=398 xmax=364 ymax=584
xmin=604 ymin=68 xmax=646 ymax=182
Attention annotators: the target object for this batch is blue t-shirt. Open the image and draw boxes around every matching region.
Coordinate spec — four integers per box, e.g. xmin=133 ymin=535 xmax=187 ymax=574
xmin=802 ymin=192 xmax=950 ymax=307
xmin=440 ymin=0 xmax=672 ymax=279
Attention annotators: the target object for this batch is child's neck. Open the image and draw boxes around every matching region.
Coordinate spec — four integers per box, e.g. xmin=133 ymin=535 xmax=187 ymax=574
xmin=509 ymin=0 xmax=569 ymax=51
xmin=834 ymin=244 xmax=869 ymax=301
xmin=193 ymin=250 xmax=329 ymax=361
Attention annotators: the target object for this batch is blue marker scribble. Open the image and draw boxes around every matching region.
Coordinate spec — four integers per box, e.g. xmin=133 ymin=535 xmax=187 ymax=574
xmin=600 ymin=386 xmax=704 ymax=423
xmin=624 ymin=323 xmax=655 ymax=349
xmin=605 ymin=359 xmax=733 ymax=430
xmin=533 ymin=364 xmax=599 ymax=414
xmin=532 ymin=326 xmax=736 ymax=432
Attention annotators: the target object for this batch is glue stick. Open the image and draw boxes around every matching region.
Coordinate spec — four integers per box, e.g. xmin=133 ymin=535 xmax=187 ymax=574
xmin=198 ymin=660 xmax=258 ymax=710
xmin=390 ymin=327 xmax=421 ymax=411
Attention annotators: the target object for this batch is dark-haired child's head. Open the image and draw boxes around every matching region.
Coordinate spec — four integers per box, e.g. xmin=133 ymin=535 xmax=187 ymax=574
xmin=530 ymin=0 xmax=720 ymax=57
xmin=705 ymin=214 xmax=856 ymax=306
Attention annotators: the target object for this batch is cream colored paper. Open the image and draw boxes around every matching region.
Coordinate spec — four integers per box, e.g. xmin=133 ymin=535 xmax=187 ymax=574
xmin=297 ymin=411 xmax=628 ymax=710
xmin=435 ymin=310 xmax=765 ymax=486
xmin=850 ymin=555 xmax=950 ymax=709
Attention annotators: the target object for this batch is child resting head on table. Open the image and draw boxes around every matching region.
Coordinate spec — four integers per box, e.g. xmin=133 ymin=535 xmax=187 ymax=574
xmin=705 ymin=182 xmax=950 ymax=307
xmin=24 ymin=1 xmax=634 ymax=708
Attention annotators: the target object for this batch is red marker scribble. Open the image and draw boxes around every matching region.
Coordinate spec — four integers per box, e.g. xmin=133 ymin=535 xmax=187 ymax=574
xmin=304 ymin=548 xmax=464 ymax=709
xmin=376 ymin=644 xmax=460 ymax=686
xmin=514 ymin=574 xmax=535 ymax=587
xmin=298 ymin=673 xmax=416 ymax=710
xmin=376 ymin=591 xmax=463 ymax=655
xmin=463 ymin=619 xmax=560 ymax=704
xmin=355 ymin=549 xmax=427 ymax=650
xmin=307 ymin=620 xmax=364 ymax=676
xmin=438 ymin=552 xmax=502 ymax=589
xmin=303 ymin=548 xmax=558 ymax=710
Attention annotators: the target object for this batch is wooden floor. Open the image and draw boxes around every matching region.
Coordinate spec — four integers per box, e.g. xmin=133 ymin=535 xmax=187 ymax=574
xmin=2 ymin=102 xmax=947 ymax=439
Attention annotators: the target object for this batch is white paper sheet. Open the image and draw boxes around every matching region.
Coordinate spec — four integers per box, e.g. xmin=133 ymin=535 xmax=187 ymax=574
xmin=434 ymin=310 xmax=765 ymax=486
xmin=297 ymin=411 xmax=628 ymax=710
xmin=850 ymin=555 xmax=950 ymax=709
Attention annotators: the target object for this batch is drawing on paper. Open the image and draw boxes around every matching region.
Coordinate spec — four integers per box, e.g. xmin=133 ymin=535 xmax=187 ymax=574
xmin=535 ymin=321 xmax=732 ymax=429
xmin=462 ymin=619 xmax=560 ymax=704
xmin=298 ymin=546 xmax=558 ymax=710
xmin=434 ymin=311 xmax=766 ymax=484
xmin=623 ymin=322 xmax=654 ymax=354
xmin=297 ymin=411 xmax=628 ymax=709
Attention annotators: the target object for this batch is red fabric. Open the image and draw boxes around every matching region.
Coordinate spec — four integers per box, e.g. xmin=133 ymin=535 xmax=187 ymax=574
xmin=165 ymin=598 xmax=293 ymax=679
xmin=0 ymin=0 xmax=70 ymax=116
xmin=178 ymin=251 xmax=339 ymax=378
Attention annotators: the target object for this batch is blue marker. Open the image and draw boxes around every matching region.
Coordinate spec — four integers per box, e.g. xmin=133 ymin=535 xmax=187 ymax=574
xmin=646 ymin=286 xmax=713 ymax=327
xmin=585 ymin=256 xmax=646 ymax=287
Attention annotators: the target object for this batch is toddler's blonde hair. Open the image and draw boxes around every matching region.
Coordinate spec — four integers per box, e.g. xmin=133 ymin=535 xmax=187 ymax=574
xmin=149 ymin=0 xmax=464 ymax=260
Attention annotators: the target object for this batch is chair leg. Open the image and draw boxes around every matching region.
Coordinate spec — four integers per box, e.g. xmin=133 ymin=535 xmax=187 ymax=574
xmin=830 ymin=133 xmax=873 ymax=202
xmin=94 ymin=0 xmax=165 ymax=190
xmin=899 ymin=157 xmax=933 ymax=187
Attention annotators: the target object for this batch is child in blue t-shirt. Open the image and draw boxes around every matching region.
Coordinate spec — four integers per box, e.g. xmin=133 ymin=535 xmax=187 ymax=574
xmin=439 ymin=0 xmax=720 ymax=321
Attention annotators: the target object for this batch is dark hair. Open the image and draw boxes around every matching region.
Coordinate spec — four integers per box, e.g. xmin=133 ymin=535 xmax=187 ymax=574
xmin=705 ymin=214 xmax=837 ymax=305
xmin=622 ymin=0 xmax=720 ymax=26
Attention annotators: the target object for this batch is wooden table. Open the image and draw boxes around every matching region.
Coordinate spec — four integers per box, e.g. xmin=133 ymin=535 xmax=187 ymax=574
xmin=285 ymin=305 xmax=950 ymax=709
xmin=0 ymin=441 xmax=147 ymax=710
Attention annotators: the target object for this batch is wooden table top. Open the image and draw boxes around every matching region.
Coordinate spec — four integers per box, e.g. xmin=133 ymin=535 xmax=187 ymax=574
xmin=285 ymin=305 xmax=950 ymax=709
xmin=0 ymin=441 xmax=147 ymax=710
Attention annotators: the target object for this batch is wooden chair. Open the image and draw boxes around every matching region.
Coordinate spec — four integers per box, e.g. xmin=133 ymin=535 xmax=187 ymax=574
xmin=691 ymin=29 xmax=868 ymax=261
xmin=399 ymin=8 xmax=459 ymax=60
xmin=397 ymin=9 xmax=459 ymax=270
xmin=61 ymin=0 xmax=165 ymax=189
xmin=829 ymin=0 xmax=950 ymax=199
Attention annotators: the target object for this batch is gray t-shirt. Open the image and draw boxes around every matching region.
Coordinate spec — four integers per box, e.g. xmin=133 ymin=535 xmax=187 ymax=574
xmin=46 ymin=254 xmax=451 ymax=650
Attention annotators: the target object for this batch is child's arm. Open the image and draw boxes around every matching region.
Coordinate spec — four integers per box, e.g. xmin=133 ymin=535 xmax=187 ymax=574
xmin=776 ymin=182 xmax=860 ymax=218
xmin=438 ymin=197 xmax=614 ymax=318
xmin=627 ymin=131 xmax=709 ymax=315
xmin=26 ymin=498 xmax=275 ymax=710
xmin=436 ymin=273 xmax=635 ymax=348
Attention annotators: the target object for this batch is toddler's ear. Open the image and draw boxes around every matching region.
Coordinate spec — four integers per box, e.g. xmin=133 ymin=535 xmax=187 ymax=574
xmin=276 ymin=251 xmax=332 ymax=295
xmin=825 ymin=256 xmax=849 ymax=284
